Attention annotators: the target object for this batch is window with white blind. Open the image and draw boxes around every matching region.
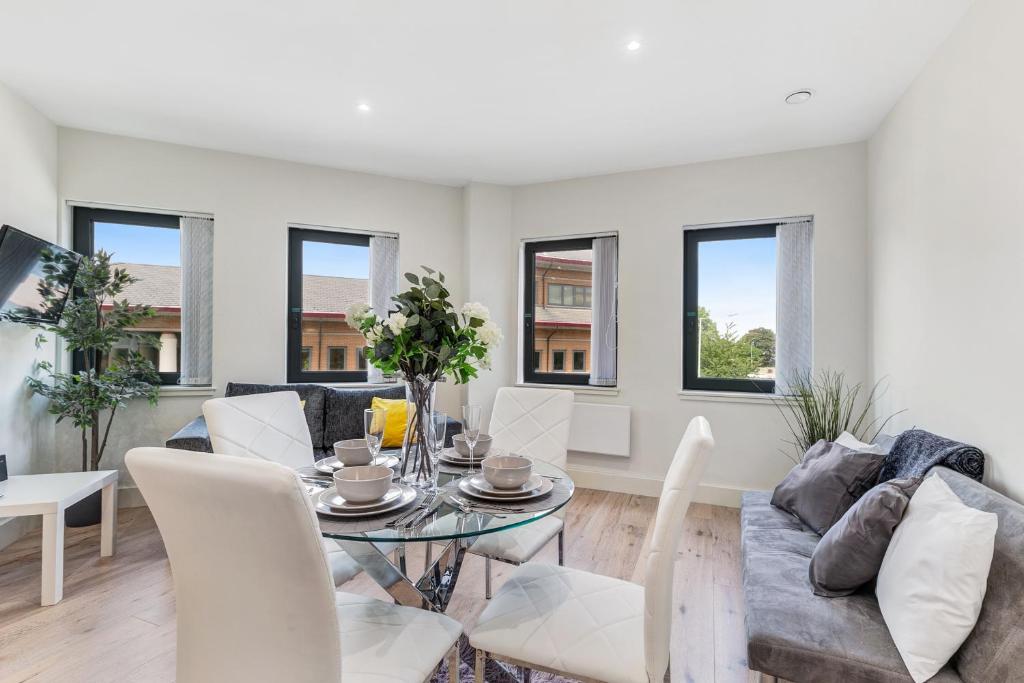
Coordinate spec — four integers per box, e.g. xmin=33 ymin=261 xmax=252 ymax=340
xmin=682 ymin=218 xmax=812 ymax=394
xmin=72 ymin=207 xmax=214 ymax=387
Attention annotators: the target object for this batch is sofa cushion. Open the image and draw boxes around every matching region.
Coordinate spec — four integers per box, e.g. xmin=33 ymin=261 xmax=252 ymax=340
xmin=935 ymin=468 xmax=1024 ymax=682
xmin=225 ymin=383 xmax=327 ymax=448
xmin=771 ymin=440 xmax=885 ymax=535
xmin=323 ymin=385 xmax=406 ymax=445
xmin=741 ymin=491 xmax=961 ymax=683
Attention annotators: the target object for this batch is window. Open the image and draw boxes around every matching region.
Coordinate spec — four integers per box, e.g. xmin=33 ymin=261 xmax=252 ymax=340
xmin=547 ymin=283 xmax=592 ymax=308
xmin=523 ymin=235 xmax=617 ymax=386
xmin=328 ymin=347 xmax=346 ymax=370
xmin=287 ymin=227 xmax=370 ymax=383
xmin=683 ymin=223 xmax=783 ymax=393
xmin=72 ymin=208 xmax=191 ymax=386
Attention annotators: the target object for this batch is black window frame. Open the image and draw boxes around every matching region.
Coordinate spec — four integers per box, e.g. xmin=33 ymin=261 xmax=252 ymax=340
xmin=683 ymin=223 xmax=777 ymax=394
xmin=551 ymin=350 xmax=566 ymax=372
xmin=572 ymin=350 xmax=586 ymax=372
xmin=72 ymin=207 xmax=183 ymax=386
xmin=287 ymin=227 xmax=370 ymax=383
xmin=523 ymin=237 xmax=594 ymax=386
xmin=327 ymin=346 xmax=347 ymax=370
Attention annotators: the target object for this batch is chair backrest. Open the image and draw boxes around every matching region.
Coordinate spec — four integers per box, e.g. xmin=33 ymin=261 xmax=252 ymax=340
xmin=643 ymin=417 xmax=714 ymax=682
xmin=126 ymin=447 xmax=341 ymax=683
xmin=203 ymin=391 xmax=314 ymax=469
xmin=487 ymin=387 xmax=574 ymax=469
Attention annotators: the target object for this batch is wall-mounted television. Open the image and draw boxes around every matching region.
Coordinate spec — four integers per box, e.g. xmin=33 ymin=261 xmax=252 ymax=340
xmin=0 ymin=225 xmax=82 ymax=325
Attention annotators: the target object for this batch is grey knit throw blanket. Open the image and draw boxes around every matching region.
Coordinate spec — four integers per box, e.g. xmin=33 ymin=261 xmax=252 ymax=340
xmin=879 ymin=429 xmax=984 ymax=483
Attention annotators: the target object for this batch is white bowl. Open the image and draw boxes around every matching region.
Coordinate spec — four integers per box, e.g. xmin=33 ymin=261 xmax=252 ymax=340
xmin=481 ymin=455 xmax=533 ymax=490
xmin=334 ymin=465 xmax=392 ymax=503
xmin=453 ymin=433 xmax=492 ymax=458
xmin=334 ymin=438 xmax=372 ymax=466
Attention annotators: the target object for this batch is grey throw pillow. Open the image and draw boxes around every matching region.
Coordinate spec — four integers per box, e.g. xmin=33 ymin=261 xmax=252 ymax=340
xmin=809 ymin=477 xmax=921 ymax=597
xmin=771 ymin=440 xmax=885 ymax=535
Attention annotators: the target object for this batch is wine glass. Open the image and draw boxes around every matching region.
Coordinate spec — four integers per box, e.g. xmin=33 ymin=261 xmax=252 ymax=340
xmin=364 ymin=408 xmax=385 ymax=464
xmin=462 ymin=404 xmax=482 ymax=474
xmin=426 ymin=411 xmax=447 ymax=492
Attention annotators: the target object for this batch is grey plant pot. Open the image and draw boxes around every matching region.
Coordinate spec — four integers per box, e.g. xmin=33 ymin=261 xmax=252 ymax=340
xmin=65 ymin=489 xmax=102 ymax=527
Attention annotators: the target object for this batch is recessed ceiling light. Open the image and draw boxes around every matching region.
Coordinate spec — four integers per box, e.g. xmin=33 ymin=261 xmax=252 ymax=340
xmin=626 ymin=40 xmax=642 ymax=52
xmin=785 ymin=90 xmax=813 ymax=105
xmin=357 ymin=102 xmax=371 ymax=113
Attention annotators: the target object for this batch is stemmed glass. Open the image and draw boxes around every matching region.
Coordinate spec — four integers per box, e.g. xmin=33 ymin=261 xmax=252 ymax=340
xmin=426 ymin=411 xmax=447 ymax=492
xmin=462 ymin=404 xmax=482 ymax=474
xmin=364 ymin=408 xmax=386 ymax=465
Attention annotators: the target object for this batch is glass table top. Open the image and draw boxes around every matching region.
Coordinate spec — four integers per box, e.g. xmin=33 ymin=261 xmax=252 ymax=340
xmin=302 ymin=454 xmax=574 ymax=543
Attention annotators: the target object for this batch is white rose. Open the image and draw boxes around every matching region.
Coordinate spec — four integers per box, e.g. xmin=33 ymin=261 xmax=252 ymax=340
xmin=386 ymin=312 xmax=408 ymax=335
xmin=477 ymin=353 xmax=493 ymax=371
xmin=461 ymin=302 xmax=490 ymax=322
xmin=477 ymin=320 xmax=503 ymax=347
xmin=365 ymin=323 xmax=384 ymax=347
xmin=347 ymin=302 xmax=372 ymax=324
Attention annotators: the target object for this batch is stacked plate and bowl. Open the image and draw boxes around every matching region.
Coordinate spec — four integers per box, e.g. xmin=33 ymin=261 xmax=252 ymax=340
xmin=457 ymin=454 xmax=553 ymax=503
xmin=314 ymin=438 xmax=414 ymax=518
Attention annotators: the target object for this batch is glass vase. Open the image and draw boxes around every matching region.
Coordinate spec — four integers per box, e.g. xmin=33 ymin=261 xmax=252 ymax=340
xmin=400 ymin=375 xmax=438 ymax=488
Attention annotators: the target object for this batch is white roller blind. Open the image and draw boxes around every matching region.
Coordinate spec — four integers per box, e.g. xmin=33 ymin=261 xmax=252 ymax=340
xmin=178 ymin=216 xmax=214 ymax=385
xmin=589 ymin=235 xmax=618 ymax=386
xmin=775 ymin=220 xmax=813 ymax=393
xmin=367 ymin=234 xmax=400 ymax=383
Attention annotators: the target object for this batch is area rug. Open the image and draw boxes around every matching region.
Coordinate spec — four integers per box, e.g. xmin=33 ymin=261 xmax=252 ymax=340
xmin=432 ymin=636 xmax=578 ymax=682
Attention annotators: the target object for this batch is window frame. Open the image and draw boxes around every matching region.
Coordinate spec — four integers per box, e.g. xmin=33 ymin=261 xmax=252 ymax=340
xmin=551 ymin=349 xmax=566 ymax=372
xmin=287 ymin=227 xmax=370 ymax=383
xmin=522 ymin=237 xmax=594 ymax=386
xmin=327 ymin=346 xmax=347 ymax=370
xmin=72 ymin=207 xmax=183 ymax=386
xmin=683 ymin=223 xmax=777 ymax=394
xmin=572 ymin=350 xmax=586 ymax=372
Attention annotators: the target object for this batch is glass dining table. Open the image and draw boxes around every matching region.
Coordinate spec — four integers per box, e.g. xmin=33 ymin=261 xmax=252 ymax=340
xmin=298 ymin=452 xmax=574 ymax=613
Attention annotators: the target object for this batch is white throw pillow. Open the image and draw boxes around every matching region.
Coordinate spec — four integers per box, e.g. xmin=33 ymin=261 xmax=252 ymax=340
xmin=835 ymin=431 xmax=888 ymax=455
xmin=875 ymin=473 xmax=998 ymax=682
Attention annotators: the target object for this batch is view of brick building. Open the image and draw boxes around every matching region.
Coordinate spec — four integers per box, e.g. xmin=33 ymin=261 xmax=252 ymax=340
xmin=111 ymin=252 xmax=595 ymax=376
xmin=532 ymin=249 xmax=592 ymax=374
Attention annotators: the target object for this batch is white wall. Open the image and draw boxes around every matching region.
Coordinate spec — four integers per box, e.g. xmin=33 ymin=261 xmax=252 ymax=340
xmin=506 ymin=143 xmax=869 ymax=502
xmin=57 ymin=129 xmax=465 ymax=498
xmin=462 ymin=182 xmax=514 ymax=426
xmin=0 ymin=82 xmax=58 ymax=546
xmin=868 ymin=0 xmax=1024 ymax=500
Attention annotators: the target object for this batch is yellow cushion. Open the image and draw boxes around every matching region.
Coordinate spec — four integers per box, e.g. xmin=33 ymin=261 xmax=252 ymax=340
xmin=371 ymin=397 xmax=408 ymax=448
xmin=299 ymin=399 xmax=306 ymax=409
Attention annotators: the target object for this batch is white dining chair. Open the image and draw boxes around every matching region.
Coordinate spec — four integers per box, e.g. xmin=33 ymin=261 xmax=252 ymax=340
xmin=203 ymin=391 xmax=375 ymax=587
xmin=469 ymin=416 xmax=714 ymax=683
xmin=466 ymin=387 xmax=574 ymax=598
xmin=126 ymin=447 xmax=462 ymax=683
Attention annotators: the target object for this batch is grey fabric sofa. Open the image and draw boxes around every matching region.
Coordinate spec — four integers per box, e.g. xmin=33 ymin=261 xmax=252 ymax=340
xmin=741 ymin=466 xmax=1023 ymax=683
xmin=166 ymin=382 xmax=462 ymax=459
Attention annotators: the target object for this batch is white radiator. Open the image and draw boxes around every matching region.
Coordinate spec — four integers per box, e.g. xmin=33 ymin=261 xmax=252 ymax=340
xmin=568 ymin=402 xmax=631 ymax=457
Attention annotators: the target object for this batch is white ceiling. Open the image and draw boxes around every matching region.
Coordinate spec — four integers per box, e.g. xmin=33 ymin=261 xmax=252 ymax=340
xmin=0 ymin=1 xmax=973 ymax=186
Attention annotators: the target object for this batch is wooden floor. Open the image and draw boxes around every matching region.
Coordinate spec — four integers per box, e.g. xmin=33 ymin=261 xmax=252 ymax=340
xmin=0 ymin=490 xmax=757 ymax=683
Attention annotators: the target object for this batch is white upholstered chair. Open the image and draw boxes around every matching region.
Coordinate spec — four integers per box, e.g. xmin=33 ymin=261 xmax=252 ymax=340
xmin=126 ymin=447 xmax=462 ymax=683
xmin=469 ymin=416 xmax=714 ymax=683
xmin=466 ymin=387 xmax=574 ymax=599
xmin=202 ymin=391 xmax=365 ymax=586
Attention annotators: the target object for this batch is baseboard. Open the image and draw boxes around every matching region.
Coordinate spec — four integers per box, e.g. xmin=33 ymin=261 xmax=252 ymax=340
xmin=565 ymin=464 xmax=749 ymax=507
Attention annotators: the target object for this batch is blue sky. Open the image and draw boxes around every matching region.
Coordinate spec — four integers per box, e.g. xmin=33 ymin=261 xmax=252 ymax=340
xmin=95 ymin=222 xmax=370 ymax=278
xmin=303 ymin=241 xmax=368 ymax=278
xmin=698 ymin=237 xmax=776 ymax=336
xmin=95 ymin=223 xmax=180 ymax=266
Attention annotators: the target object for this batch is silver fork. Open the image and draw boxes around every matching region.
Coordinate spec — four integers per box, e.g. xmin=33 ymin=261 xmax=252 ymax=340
xmin=388 ymin=492 xmax=435 ymax=528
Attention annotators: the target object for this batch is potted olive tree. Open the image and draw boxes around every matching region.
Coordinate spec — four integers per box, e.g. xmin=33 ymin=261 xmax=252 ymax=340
xmin=8 ymin=250 xmax=160 ymax=526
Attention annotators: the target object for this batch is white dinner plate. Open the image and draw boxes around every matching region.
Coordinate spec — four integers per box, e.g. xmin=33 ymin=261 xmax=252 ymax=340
xmin=315 ymin=484 xmax=416 ymax=518
xmin=314 ymin=453 xmax=400 ymax=475
xmin=465 ymin=473 xmax=543 ymax=498
xmin=458 ymin=475 xmax=553 ymax=502
xmin=438 ymin=448 xmax=484 ymax=466
xmin=319 ymin=483 xmax=406 ymax=511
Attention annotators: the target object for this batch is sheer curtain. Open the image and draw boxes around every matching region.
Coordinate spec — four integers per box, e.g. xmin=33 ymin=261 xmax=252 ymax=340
xmin=178 ymin=216 xmax=214 ymax=385
xmin=589 ymin=235 xmax=618 ymax=386
xmin=367 ymin=234 xmax=400 ymax=383
xmin=775 ymin=220 xmax=813 ymax=393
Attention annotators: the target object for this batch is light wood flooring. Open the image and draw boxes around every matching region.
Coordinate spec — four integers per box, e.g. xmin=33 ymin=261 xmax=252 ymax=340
xmin=0 ymin=490 xmax=758 ymax=683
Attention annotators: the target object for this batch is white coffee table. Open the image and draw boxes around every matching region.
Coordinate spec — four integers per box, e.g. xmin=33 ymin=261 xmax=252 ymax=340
xmin=0 ymin=470 xmax=118 ymax=605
